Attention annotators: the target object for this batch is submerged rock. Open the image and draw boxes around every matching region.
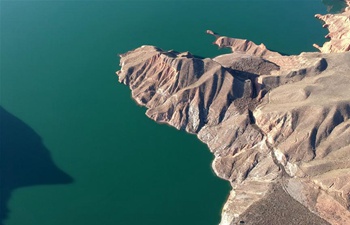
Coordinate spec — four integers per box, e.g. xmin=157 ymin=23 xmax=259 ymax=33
xmin=116 ymin=2 xmax=350 ymax=225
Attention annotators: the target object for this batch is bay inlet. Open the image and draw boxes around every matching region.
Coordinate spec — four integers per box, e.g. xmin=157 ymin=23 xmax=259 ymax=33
xmin=1 ymin=1 xmax=329 ymax=224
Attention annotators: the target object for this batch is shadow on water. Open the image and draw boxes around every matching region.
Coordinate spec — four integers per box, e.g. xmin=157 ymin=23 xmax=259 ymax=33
xmin=0 ymin=106 xmax=73 ymax=225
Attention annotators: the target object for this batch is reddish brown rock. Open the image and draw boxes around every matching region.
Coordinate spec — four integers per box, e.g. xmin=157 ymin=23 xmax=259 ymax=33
xmin=116 ymin=1 xmax=350 ymax=225
xmin=313 ymin=2 xmax=350 ymax=53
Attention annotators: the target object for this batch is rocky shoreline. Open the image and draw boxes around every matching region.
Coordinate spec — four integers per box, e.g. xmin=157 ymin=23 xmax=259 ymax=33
xmin=116 ymin=2 xmax=350 ymax=224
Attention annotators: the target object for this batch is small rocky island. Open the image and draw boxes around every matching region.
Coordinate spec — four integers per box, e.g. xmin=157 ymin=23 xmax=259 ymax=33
xmin=116 ymin=2 xmax=350 ymax=224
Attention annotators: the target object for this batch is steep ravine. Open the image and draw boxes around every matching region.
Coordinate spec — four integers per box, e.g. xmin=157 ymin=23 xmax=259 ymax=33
xmin=116 ymin=2 xmax=350 ymax=225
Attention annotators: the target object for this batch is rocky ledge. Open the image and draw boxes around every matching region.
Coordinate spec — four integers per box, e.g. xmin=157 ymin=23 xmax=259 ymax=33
xmin=116 ymin=2 xmax=350 ymax=225
xmin=313 ymin=0 xmax=350 ymax=53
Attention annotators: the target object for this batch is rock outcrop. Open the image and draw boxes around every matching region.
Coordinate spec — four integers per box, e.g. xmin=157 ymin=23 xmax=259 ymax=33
xmin=116 ymin=1 xmax=350 ymax=225
xmin=313 ymin=1 xmax=350 ymax=53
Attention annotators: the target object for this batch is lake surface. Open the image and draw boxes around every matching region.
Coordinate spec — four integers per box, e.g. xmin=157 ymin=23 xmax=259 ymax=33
xmin=1 ymin=1 xmax=330 ymax=225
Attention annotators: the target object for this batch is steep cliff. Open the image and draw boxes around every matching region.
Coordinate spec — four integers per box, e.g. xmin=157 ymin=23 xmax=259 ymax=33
xmin=116 ymin=2 xmax=350 ymax=225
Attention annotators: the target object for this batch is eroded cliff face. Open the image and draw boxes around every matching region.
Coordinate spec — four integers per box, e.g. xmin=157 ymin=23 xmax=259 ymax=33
xmin=116 ymin=2 xmax=350 ymax=225
xmin=313 ymin=0 xmax=350 ymax=52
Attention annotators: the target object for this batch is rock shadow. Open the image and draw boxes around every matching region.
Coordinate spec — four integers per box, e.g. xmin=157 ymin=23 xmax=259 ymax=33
xmin=0 ymin=106 xmax=73 ymax=225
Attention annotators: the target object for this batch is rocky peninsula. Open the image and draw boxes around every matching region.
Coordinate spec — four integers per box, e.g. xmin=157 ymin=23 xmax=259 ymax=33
xmin=116 ymin=2 xmax=350 ymax=224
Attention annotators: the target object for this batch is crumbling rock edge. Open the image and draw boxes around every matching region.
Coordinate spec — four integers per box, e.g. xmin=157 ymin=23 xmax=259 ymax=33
xmin=116 ymin=3 xmax=350 ymax=225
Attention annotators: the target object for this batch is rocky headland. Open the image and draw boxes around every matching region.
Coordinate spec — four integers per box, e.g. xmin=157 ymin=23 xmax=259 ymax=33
xmin=116 ymin=2 xmax=350 ymax=225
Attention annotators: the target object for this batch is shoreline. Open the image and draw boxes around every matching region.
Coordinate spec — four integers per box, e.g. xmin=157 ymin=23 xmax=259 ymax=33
xmin=116 ymin=1 xmax=350 ymax=224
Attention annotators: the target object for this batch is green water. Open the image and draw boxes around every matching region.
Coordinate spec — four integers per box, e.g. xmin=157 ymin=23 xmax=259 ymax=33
xmin=1 ymin=1 xmax=329 ymax=225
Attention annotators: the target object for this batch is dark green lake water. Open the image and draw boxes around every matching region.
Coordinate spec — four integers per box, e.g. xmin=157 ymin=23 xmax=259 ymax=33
xmin=1 ymin=1 xmax=330 ymax=225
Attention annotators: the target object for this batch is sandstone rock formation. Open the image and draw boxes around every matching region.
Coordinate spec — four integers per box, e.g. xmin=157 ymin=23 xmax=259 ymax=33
xmin=313 ymin=0 xmax=350 ymax=53
xmin=116 ymin=2 xmax=350 ymax=225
